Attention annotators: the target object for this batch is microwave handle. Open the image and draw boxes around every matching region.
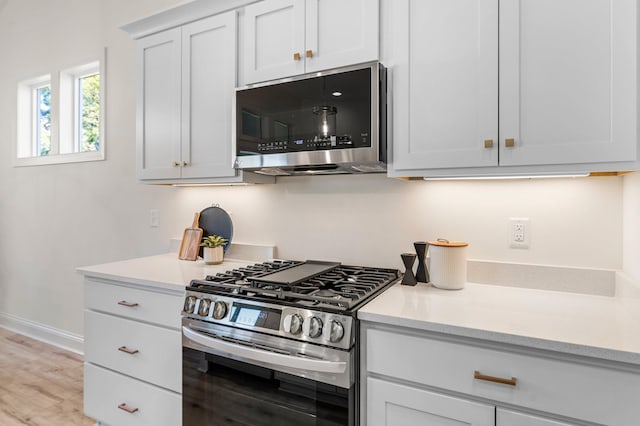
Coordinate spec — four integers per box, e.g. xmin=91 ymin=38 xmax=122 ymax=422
xmin=182 ymin=326 xmax=346 ymax=374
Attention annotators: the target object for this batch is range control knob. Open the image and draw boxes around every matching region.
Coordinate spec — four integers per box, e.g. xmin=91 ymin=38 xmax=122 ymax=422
xmin=197 ymin=298 xmax=212 ymax=316
xmin=183 ymin=296 xmax=197 ymax=314
xmin=303 ymin=316 xmax=323 ymax=338
xmin=283 ymin=313 xmax=304 ymax=335
xmin=212 ymin=301 xmax=228 ymax=320
xmin=329 ymin=320 xmax=345 ymax=343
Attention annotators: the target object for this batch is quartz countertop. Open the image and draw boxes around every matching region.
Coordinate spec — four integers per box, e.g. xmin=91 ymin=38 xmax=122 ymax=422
xmin=359 ymin=281 xmax=640 ymax=366
xmin=78 ymin=251 xmax=640 ymax=367
xmin=77 ymin=253 xmax=262 ymax=292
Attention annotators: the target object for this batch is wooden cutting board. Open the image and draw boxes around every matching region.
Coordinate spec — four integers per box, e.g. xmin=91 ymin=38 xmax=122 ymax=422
xmin=178 ymin=212 xmax=203 ymax=261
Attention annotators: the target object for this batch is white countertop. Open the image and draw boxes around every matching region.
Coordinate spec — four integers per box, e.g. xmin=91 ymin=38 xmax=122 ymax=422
xmin=359 ymin=281 xmax=640 ymax=366
xmin=78 ymin=252 xmax=640 ymax=366
xmin=77 ymin=253 xmax=259 ymax=292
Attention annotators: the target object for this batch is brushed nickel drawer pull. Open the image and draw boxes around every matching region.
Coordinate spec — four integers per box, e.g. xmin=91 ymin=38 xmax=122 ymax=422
xmin=118 ymin=346 xmax=139 ymax=355
xmin=474 ymin=370 xmax=517 ymax=386
xmin=117 ymin=300 xmax=139 ymax=308
xmin=118 ymin=403 xmax=139 ymax=414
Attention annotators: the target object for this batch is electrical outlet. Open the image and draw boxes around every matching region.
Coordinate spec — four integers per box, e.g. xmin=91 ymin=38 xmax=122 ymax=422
xmin=509 ymin=218 xmax=530 ymax=249
xmin=150 ymin=209 xmax=159 ymax=228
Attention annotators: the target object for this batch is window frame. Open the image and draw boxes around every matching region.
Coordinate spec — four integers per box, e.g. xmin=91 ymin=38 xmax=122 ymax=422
xmin=15 ymin=51 xmax=106 ymax=166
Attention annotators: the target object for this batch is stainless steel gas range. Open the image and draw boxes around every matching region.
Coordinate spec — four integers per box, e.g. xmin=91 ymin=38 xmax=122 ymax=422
xmin=181 ymin=259 xmax=400 ymax=426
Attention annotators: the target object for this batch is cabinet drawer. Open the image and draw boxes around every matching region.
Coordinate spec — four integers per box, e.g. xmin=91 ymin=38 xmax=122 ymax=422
xmin=367 ymin=377 xmax=494 ymax=426
xmin=84 ymin=310 xmax=181 ymax=392
xmin=85 ymin=278 xmax=182 ymax=328
xmin=366 ymin=328 xmax=640 ymax=425
xmin=84 ymin=363 xmax=181 ymax=426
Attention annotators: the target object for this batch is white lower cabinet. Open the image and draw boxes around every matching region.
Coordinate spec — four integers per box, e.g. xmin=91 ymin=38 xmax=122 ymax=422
xmin=496 ymin=408 xmax=577 ymax=426
xmin=368 ymin=377 xmax=495 ymax=426
xmin=83 ymin=278 xmax=184 ymax=426
xmin=85 ymin=363 xmax=182 ymax=426
xmin=361 ymin=324 xmax=640 ymax=426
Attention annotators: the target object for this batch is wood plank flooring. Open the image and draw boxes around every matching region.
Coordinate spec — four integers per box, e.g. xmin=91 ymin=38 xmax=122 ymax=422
xmin=0 ymin=327 xmax=95 ymax=426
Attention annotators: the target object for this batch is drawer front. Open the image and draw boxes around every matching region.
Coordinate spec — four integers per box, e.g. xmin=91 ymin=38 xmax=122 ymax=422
xmin=366 ymin=328 xmax=640 ymax=425
xmin=84 ymin=363 xmax=181 ymax=426
xmin=367 ymin=377 xmax=494 ymax=426
xmin=85 ymin=310 xmax=181 ymax=392
xmin=85 ymin=278 xmax=183 ymax=328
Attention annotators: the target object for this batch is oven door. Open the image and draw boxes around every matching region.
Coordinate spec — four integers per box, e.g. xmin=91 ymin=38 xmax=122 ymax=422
xmin=182 ymin=318 xmax=355 ymax=426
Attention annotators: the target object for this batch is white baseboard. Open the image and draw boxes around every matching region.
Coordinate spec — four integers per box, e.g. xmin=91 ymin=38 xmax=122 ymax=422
xmin=0 ymin=311 xmax=84 ymax=354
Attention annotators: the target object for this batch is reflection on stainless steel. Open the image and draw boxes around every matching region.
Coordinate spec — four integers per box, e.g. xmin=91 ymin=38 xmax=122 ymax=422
xmin=182 ymin=259 xmax=399 ymax=426
xmin=235 ymin=62 xmax=386 ymax=175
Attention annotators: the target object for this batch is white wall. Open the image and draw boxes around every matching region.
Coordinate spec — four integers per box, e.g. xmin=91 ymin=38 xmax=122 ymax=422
xmin=0 ymin=0 xmax=184 ymax=337
xmin=0 ymin=0 xmax=630 ymax=342
xmin=623 ymin=172 xmax=640 ymax=281
xmin=173 ymin=174 xmax=623 ymax=270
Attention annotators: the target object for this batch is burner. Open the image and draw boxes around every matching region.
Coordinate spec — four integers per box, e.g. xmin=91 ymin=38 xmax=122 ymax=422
xmin=190 ymin=260 xmax=400 ymax=312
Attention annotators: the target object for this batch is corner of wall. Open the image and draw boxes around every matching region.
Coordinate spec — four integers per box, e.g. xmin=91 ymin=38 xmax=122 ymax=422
xmin=622 ymin=172 xmax=640 ymax=281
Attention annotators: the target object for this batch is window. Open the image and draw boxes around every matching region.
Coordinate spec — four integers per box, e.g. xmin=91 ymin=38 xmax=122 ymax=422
xmin=35 ymin=82 xmax=52 ymax=156
xmin=16 ymin=54 xmax=105 ymax=166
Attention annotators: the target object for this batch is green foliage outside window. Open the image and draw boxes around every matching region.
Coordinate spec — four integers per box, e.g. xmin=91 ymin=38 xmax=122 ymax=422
xmin=80 ymin=74 xmax=100 ymax=152
xmin=38 ymin=86 xmax=51 ymax=156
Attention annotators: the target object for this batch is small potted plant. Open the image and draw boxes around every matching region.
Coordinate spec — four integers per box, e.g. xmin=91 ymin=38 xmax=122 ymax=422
xmin=200 ymin=235 xmax=228 ymax=265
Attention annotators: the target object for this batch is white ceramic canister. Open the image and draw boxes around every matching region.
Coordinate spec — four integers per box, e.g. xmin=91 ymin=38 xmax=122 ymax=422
xmin=427 ymin=239 xmax=468 ymax=290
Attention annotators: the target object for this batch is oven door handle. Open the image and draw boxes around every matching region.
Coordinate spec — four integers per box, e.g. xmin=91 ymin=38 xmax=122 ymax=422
xmin=182 ymin=326 xmax=347 ymax=374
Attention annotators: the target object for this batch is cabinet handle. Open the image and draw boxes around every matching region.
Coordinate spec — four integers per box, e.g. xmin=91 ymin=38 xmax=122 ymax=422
xmin=118 ymin=403 xmax=139 ymax=414
xmin=306 ymin=49 xmax=313 ymax=58
xmin=172 ymin=161 xmax=180 ymax=167
xmin=474 ymin=370 xmax=517 ymax=386
xmin=118 ymin=346 xmax=139 ymax=355
xmin=505 ymin=138 xmax=515 ymax=148
xmin=182 ymin=161 xmax=188 ymax=167
xmin=484 ymin=139 xmax=494 ymax=149
xmin=117 ymin=300 xmax=139 ymax=308
xmin=293 ymin=52 xmax=301 ymax=61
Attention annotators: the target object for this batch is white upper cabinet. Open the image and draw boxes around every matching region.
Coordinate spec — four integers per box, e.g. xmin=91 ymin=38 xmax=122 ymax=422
xmin=384 ymin=0 xmax=499 ymax=171
xmin=137 ymin=29 xmax=182 ymax=180
xmin=385 ymin=0 xmax=638 ymax=177
xmin=499 ymin=0 xmax=637 ymax=167
xmin=137 ymin=13 xmax=237 ymax=181
xmin=181 ymin=14 xmax=237 ymax=179
xmin=242 ymin=0 xmax=379 ymax=85
xmin=132 ymin=10 xmax=273 ymax=184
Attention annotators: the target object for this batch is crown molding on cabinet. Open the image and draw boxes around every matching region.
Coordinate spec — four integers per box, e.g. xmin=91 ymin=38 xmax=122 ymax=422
xmin=120 ymin=0 xmax=260 ymax=39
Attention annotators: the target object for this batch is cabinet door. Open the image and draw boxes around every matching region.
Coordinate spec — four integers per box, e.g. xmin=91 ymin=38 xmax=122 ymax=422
xmin=243 ymin=0 xmax=305 ymax=84
xmin=497 ymin=408 xmax=578 ymax=426
xmin=386 ymin=0 xmax=499 ymax=173
xmin=136 ymin=29 xmax=182 ymax=180
xmin=367 ymin=377 xmax=495 ymax=426
xmin=84 ymin=363 xmax=181 ymax=426
xmin=305 ymin=0 xmax=379 ymax=73
xmin=182 ymin=12 xmax=238 ymax=179
xmin=499 ymin=0 xmax=637 ymax=166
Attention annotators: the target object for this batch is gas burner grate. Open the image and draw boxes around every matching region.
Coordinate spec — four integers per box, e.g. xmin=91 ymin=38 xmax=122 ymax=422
xmin=203 ymin=260 xmax=303 ymax=283
xmin=189 ymin=261 xmax=400 ymax=311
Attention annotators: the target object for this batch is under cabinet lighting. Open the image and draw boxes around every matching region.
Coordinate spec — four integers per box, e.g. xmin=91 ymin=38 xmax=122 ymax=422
xmin=171 ymin=183 xmax=251 ymax=187
xmin=423 ymin=173 xmax=590 ymax=181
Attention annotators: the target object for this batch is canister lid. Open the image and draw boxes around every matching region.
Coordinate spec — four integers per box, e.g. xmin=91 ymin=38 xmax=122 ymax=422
xmin=427 ymin=239 xmax=468 ymax=248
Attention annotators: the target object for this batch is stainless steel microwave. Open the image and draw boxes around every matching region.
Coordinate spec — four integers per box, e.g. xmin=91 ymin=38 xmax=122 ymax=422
xmin=234 ymin=62 xmax=386 ymax=176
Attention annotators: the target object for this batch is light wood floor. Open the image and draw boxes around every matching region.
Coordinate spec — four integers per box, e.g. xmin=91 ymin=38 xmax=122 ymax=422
xmin=0 ymin=327 xmax=94 ymax=426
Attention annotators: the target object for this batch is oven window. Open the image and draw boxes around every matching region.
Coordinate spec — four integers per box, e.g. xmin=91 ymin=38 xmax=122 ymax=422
xmin=183 ymin=348 xmax=353 ymax=426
